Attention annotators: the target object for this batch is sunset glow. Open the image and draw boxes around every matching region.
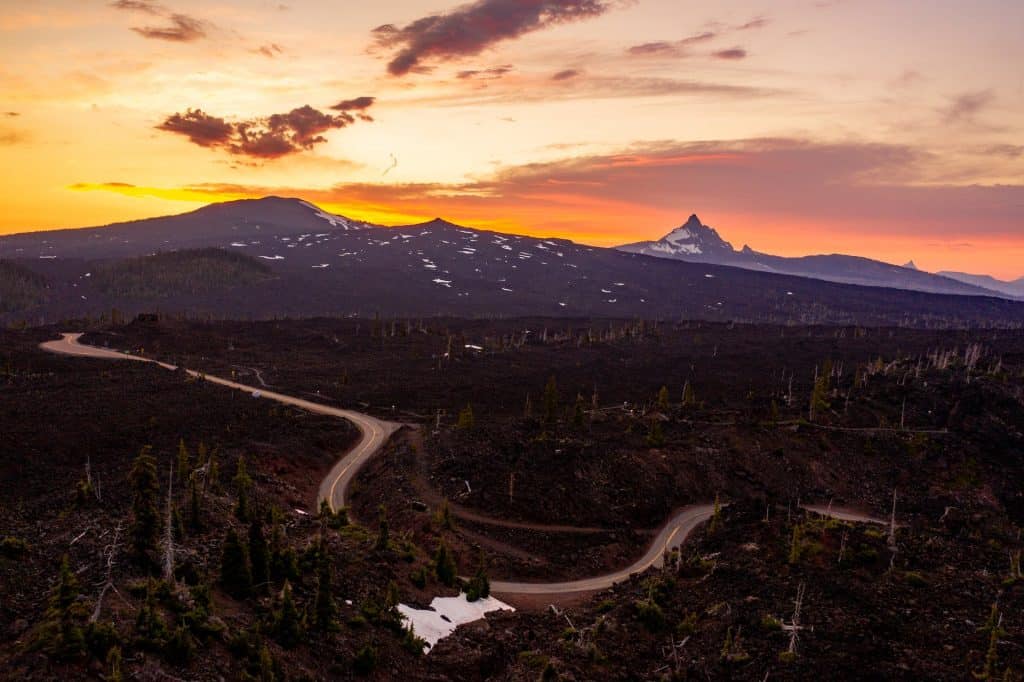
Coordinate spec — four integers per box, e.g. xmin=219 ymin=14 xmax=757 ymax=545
xmin=1 ymin=0 xmax=1022 ymax=277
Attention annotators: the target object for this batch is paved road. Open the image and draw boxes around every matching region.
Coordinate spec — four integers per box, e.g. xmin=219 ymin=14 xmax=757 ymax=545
xmin=489 ymin=504 xmax=717 ymax=595
xmin=39 ymin=333 xmax=400 ymax=510
xmin=41 ymin=334 xmax=889 ymax=597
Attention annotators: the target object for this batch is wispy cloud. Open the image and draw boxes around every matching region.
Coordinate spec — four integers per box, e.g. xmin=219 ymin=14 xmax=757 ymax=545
xmin=111 ymin=0 xmax=210 ymax=42
xmin=712 ymin=48 xmax=747 ymax=60
xmin=373 ymin=0 xmax=614 ymax=76
xmin=941 ymin=90 xmax=996 ymax=125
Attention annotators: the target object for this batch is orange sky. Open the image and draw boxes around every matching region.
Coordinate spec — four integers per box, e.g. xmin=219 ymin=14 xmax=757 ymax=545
xmin=1 ymin=0 xmax=1022 ymax=278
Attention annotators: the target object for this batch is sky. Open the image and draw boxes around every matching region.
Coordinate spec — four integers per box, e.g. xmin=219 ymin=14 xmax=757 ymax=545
xmin=1 ymin=0 xmax=1022 ymax=278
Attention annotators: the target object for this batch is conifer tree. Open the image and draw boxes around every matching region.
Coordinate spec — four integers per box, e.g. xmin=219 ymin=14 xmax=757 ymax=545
xmin=234 ymin=456 xmax=253 ymax=522
xmin=543 ymin=376 xmax=559 ymax=427
xmin=220 ymin=528 xmax=252 ymax=599
xmin=249 ymin=515 xmax=270 ymax=592
xmin=456 ymin=404 xmax=475 ymax=430
xmin=45 ymin=554 xmax=86 ymax=659
xmin=376 ymin=505 xmax=390 ymax=551
xmin=129 ymin=446 xmax=161 ymax=564
xmin=682 ymin=380 xmax=696 ymax=407
xmin=572 ymin=393 xmax=586 ymax=429
xmin=313 ymin=540 xmax=337 ymax=631
xmin=269 ymin=511 xmax=298 ymax=585
xmin=434 ymin=541 xmax=457 ymax=587
xmin=177 ymin=438 xmax=190 ymax=481
xmin=274 ymin=581 xmax=302 ymax=648
xmin=188 ymin=477 xmax=202 ymax=532
xmin=657 ymin=385 xmax=670 ymax=411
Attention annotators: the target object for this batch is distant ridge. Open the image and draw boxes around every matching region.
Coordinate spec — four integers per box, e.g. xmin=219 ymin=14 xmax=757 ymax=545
xmin=618 ymin=215 xmax=1011 ymax=299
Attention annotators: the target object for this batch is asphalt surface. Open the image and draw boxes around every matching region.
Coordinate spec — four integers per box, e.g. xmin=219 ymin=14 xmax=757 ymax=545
xmin=41 ymin=333 xmax=886 ymax=597
xmin=39 ymin=333 xmax=399 ymax=510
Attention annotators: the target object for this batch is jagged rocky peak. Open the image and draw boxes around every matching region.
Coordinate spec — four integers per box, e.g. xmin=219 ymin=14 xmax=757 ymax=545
xmin=659 ymin=214 xmax=735 ymax=255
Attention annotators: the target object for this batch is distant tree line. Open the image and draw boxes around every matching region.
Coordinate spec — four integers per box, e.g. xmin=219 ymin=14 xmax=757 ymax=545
xmin=91 ymin=249 xmax=273 ymax=299
xmin=0 ymin=260 xmax=50 ymax=313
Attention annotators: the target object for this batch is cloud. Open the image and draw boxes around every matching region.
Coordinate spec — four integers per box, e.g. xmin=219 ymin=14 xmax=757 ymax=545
xmin=110 ymin=0 xmax=164 ymax=15
xmin=4 ymin=112 xmax=18 ymax=117
xmin=712 ymin=47 xmax=747 ymax=60
xmin=131 ymin=13 xmax=208 ymax=41
xmin=373 ymin=0 xmax=613 ymax=76
xmin=157 ymin=103 xmax=375 ymax=159
xmin=456 ymin=65 xmax=514 ymax=80
xmin=551 ymin=69 xmax=582 ymax=81
xmin=736 ymin=16 xmax=769 ymax=30
xmin=0 ymin=128 xmax=27 ymax=145
xmin=254 ymin=43 xmax=283 ymax=58
xmin=330 ymin=96 xmax=376 ymax=111
xmin=627 ymin=31 xmax=729 ymax=59
xmin=627 ymin=41 xmax=679 ymax=56
xmin=941 ymin=90 xmax=996 ymax=125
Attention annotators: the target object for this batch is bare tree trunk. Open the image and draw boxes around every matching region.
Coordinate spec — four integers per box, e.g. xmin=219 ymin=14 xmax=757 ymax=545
xmin=163 ymin=463 xmax=175 ymax=583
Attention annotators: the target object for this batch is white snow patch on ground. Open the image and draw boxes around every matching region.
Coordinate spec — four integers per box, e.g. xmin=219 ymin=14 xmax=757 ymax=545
xmin=230 ymin=242 xmax=247 ymax=247
xmin=312 ymin=264 xmax=330 ymax=269
xmin=433 ymin=278 xmax=452 ymax=288
xmin=259 ymin=255 xmax=285 ymax=260
xmin=398 ymin=595 xmax=514 ymax=652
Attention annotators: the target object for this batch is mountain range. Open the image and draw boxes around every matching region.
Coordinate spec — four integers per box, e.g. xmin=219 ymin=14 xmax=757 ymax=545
xmin=617 ymin=215 xmax=1017 ymax=299
xmin=1 ymin=197 xmax=1022 ymax=326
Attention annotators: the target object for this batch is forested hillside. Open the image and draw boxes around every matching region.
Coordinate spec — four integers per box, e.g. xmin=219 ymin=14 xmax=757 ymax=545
xmin=91 ymin=249 xmax=273 ymax=299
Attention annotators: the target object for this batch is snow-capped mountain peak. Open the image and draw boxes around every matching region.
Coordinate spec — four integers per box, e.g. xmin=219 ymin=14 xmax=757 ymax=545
xmin=626 ymin=214 xmax=735 ymax=258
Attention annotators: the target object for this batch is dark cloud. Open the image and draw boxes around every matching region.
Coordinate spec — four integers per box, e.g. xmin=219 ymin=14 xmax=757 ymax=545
xmin=456 ymin=65 xmax=514 ymax=80
xmin=254 ymin=43 xmax=283 ymax=58
xmin=552 ymin=69 xmax=582 ymax=81
xmin=373 ymin=0 xmax=612 ymax=76
xmin=679 ymin=31 xmax=717 ymax=46
xmin=942 ymin=90 xmax=995 ymax=124
xmin=627 ymin=41 xmax=679 ymax=56
xmin=157 ymin=109 xmax=233 ymax=147
xmin=627 ymin=32 xmax=718 ymax=58
xmin=4 ymin=112 xmax=19 ymax=117
xmin=736 ymin=16 xmax=769 ymax=30
xmin=110 ymin=0 xmax=164 ymax=14
xmin=712 ymin=48 xmax=747 ymax=60
xmin=131 ymin=13 xmax=208 ymax=41
xmin=157 ymin=103 xmax=374 ymax=159
xmin=980 ymin=144 xmax=1024 ymax=159
xmin=330 ymin=96 xmax=376 ymax=111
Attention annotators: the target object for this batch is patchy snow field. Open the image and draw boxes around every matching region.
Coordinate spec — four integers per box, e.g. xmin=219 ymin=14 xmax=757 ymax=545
xmin=398 ymin=594 xmax=515 ymax=651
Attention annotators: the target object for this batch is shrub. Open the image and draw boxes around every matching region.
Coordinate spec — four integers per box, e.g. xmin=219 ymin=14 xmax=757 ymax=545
xmin=0 ymin=536 xmax=29 ymax=558
xmin=353 ymin=645 xmax=379 ymax=675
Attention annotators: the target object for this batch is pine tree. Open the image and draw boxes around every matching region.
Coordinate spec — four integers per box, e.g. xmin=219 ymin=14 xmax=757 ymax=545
xmin=645 ymin=420 xmax=665 ymax=447
xmin=220 ymin=528 xmax=252 ymax=599
xmin=376 ymin=505 xmax=390 ymax=551
xmin=249 ymin=516 xmax=270 ymax=592
xmin=134 ymin=580 xmax=167 ymax=649
xmin=657 ymin=385 xmax=670 ymax=411
xmin=435 ymin=499 xmax=455 ymax=530
xmin=434 ymin=541 xmax=457 ymax=587
xmin=234 ymin=456 xmax=253 ymax=522
xmin=44 ymin=554 xmax=86 ymax=659
xmin=129 ymin=446 xmax=161 ymax=564
xmin=456 ymin=404 xmax=475 ymax=430
xmin=177 ymin=438 xmax=190 ymax=481
xmin=313 ymin=540 xmax=337 ymax=631
xmin=543 ymin=376 xmax=559 ymax=427
xmin=572 ymin=393 xmax=586 ymax=429
xmin=269 ymin=511 xmax=298 ymax=585
xmin=274 ymin=581 xmax=302 ymax=648
xmin=188 ymin=477 xmax=202 ymax=532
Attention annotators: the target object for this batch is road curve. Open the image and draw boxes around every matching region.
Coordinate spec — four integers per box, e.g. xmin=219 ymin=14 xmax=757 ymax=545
xmin=39 ymin=333 xmax=400 ymax=511
xmin=489 ymin=504 xmax=716 ymax=595
xmin=40 ymin=335 xmax=888 ymax=598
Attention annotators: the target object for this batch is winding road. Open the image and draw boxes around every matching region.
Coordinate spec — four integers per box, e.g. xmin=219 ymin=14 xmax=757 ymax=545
xmin=41 ymin=333 xmax=889 ymax=597
xmin=40 ymin=333 xmax=399 ymax=510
